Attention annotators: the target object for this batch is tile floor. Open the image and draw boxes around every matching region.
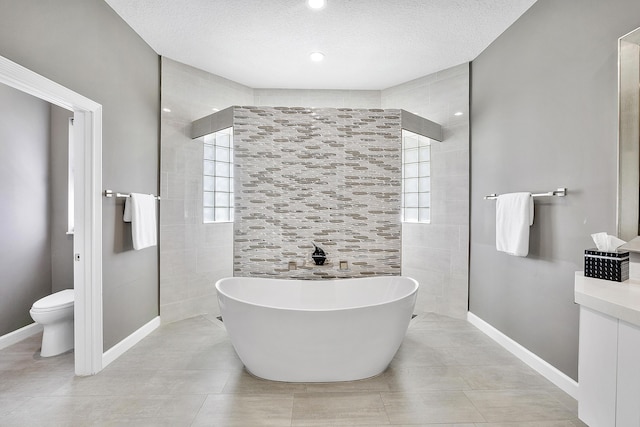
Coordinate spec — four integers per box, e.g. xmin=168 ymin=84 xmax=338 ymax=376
xmin=0 ymin=313 xmax=586 ymax=426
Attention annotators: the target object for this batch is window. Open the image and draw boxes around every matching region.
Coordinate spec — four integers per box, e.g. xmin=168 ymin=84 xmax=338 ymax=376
xmin=203 ymin=127 xmax=234 ymax=223
xmin=401 ymin=130 xmax=431 ymax=223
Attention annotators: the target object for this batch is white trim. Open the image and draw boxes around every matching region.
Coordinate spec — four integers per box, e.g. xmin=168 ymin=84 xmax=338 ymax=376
xmin=72 ymin=109 xmax=104 ymax=375
xmin=0 ymin=323 xmax=43 ymax=350
xmin=0 ymin=55 xmax=103 ymax=376
xmin=467 ymin=311 xmax=579 ymax=399
xmin=67 ymin=117 xmax=75 ymax=234
xmin=102 ymin=316 xmax=161 ymax=368
xmin=0 ymin=56 xmax=101 ymax=112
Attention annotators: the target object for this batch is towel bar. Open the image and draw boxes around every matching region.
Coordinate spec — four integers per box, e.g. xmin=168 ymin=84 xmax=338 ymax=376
xmin=484 ymin=187 xmax=566 ymax=200
xmin=103 ymin=189 xmax=161 ymax=200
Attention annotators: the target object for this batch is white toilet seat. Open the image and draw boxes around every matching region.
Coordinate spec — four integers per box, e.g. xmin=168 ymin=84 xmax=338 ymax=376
xmin=31 ymin=289 xmax=74 ymax=312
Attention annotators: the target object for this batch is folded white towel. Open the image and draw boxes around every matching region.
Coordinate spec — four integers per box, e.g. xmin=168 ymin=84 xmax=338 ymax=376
xmin=496 ymin=192 xmax=533 ymax=257
xmin=123 ymin=193 xmax=157 ymax=250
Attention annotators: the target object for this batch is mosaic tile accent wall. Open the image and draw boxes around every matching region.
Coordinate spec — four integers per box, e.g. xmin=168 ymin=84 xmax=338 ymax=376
xmin=233 ymin=106 xmax=402 ymax=278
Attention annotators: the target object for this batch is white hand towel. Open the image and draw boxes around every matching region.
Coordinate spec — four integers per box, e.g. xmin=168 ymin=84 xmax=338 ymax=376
xmin=496 ymin=192 xmax=533 ymax=257
xmin=123 ymin=193 xmax=157 ymax=250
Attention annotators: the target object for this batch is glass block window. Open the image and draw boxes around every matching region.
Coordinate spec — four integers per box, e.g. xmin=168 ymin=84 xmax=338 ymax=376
xmin=203 ymin=127 xmax=234 ymax=223
xmin=401 ymin=130 xmax=431 ymax=223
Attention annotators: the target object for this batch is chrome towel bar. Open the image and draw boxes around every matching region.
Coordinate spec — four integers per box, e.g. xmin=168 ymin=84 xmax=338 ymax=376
xmin=484 ymin=187 xmax=567 ymax=200
xmin=103 ymin=189 xmax=161 ymax=200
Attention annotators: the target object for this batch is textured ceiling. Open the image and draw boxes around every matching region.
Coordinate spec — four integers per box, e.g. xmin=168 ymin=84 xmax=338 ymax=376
xmin=104 ymin=0 xmax=537 ymax=90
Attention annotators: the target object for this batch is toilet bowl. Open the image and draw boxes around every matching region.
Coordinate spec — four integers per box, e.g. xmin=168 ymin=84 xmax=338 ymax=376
xmin=29 ymin=289 xmax=74 ymax=357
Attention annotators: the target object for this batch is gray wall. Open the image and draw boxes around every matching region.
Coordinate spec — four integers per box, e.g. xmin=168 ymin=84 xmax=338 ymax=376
xmin=0 ymin=84 xmax=52 ymax=336
xmin=470 ymin=0 xmax=640 ymax=380
xmin=0 ymin=86 xmax=75 ymax=337
xmin=0 ymin=0 xmax=160 ymax=350
xmin=50 ymin=105 xmax=74 ymax=292
xmin=382 ymin=64 xmax=470 ymax=318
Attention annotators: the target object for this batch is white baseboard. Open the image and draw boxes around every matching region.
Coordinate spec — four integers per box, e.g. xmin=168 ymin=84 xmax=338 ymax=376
xmin=467 ymin=311 xmax=579 ymax=399
xmin=102 ymin=316 xmax=160 ymax=368
xmin=0 ymin=323 xmax=43 ymax=350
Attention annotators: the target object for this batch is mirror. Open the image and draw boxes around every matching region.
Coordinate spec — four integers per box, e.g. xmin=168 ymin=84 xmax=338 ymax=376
xmin=618 ymin=26 xmax=640 ymax=250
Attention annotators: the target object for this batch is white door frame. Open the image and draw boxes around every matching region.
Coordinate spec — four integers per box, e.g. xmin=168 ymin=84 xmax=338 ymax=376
xmin=0 ymin=55 xmax=103 ymax=375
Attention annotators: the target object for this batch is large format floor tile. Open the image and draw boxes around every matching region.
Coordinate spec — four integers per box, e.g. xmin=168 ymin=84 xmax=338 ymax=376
xmin=381 ymin=391 xmax=486 ymax=424
xmin=292 ymin=392 xmax=390 ymax=426
xmin=464 ymin=389 xmax=576 ymax=423
xmin=0 ymin=313 xmax=583 ymax=426
xmin=191 ymin=394 xmax=294 ymax=427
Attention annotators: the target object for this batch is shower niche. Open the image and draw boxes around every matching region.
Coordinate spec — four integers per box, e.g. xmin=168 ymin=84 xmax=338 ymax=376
xmin=192 ymin=106 xmax=441 ymax=279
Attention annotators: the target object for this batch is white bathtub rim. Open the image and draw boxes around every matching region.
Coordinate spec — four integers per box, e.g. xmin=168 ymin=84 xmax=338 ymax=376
xmin=215 ymin=275 xmax=419 ymax=313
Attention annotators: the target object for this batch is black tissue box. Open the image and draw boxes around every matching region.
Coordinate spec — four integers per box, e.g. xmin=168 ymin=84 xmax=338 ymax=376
xmin=584 ymin=248 xmax=630 ymax=282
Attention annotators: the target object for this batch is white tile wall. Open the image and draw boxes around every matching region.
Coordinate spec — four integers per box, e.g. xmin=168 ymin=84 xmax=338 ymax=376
xmin=160 ymin=58 xmax=252 ymax=322
xmin=384 ymin=63 xmax=470 ymax=318
xmin=254 ymin=89 xmax=381 ymax=109
xmin=160 ymin=57 xmax=469 ymax=322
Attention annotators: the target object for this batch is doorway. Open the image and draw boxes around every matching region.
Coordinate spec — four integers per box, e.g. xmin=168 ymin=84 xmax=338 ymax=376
xmin=0 ymin=55 xmax=103 ymax=375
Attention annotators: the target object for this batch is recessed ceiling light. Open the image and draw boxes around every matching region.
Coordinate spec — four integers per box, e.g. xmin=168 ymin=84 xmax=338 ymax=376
xmin=307 ymin=0 xmax=326 ymax=10
xmin=454 ymin=111 xmax=463 ymax=116
xmin=162 ymin=107 xmax=172 ymax=113
xmin=309 ymin=51 xmax=325 ymax=62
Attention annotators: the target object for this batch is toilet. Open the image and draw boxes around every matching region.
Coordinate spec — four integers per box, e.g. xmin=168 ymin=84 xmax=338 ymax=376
xmin=29 ymin=289 xmax=74 ymax=357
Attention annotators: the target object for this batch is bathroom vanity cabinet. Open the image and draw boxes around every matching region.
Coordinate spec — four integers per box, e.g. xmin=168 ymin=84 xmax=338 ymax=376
xmin=575 ymin=272 xmax=640 ymax=427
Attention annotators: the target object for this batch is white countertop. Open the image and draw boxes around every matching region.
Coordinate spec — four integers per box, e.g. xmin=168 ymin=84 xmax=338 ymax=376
xmin=575 ymin=272 xmax=640 ymax=327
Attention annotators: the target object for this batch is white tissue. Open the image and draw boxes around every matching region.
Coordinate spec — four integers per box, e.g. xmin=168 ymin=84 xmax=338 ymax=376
xmin=591 ymin=232 xmax=626 ymax=252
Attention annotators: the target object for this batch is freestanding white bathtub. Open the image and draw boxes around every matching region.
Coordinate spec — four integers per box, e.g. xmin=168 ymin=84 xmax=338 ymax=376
xmin=215 ymin=276 xmax=418 ymax=382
